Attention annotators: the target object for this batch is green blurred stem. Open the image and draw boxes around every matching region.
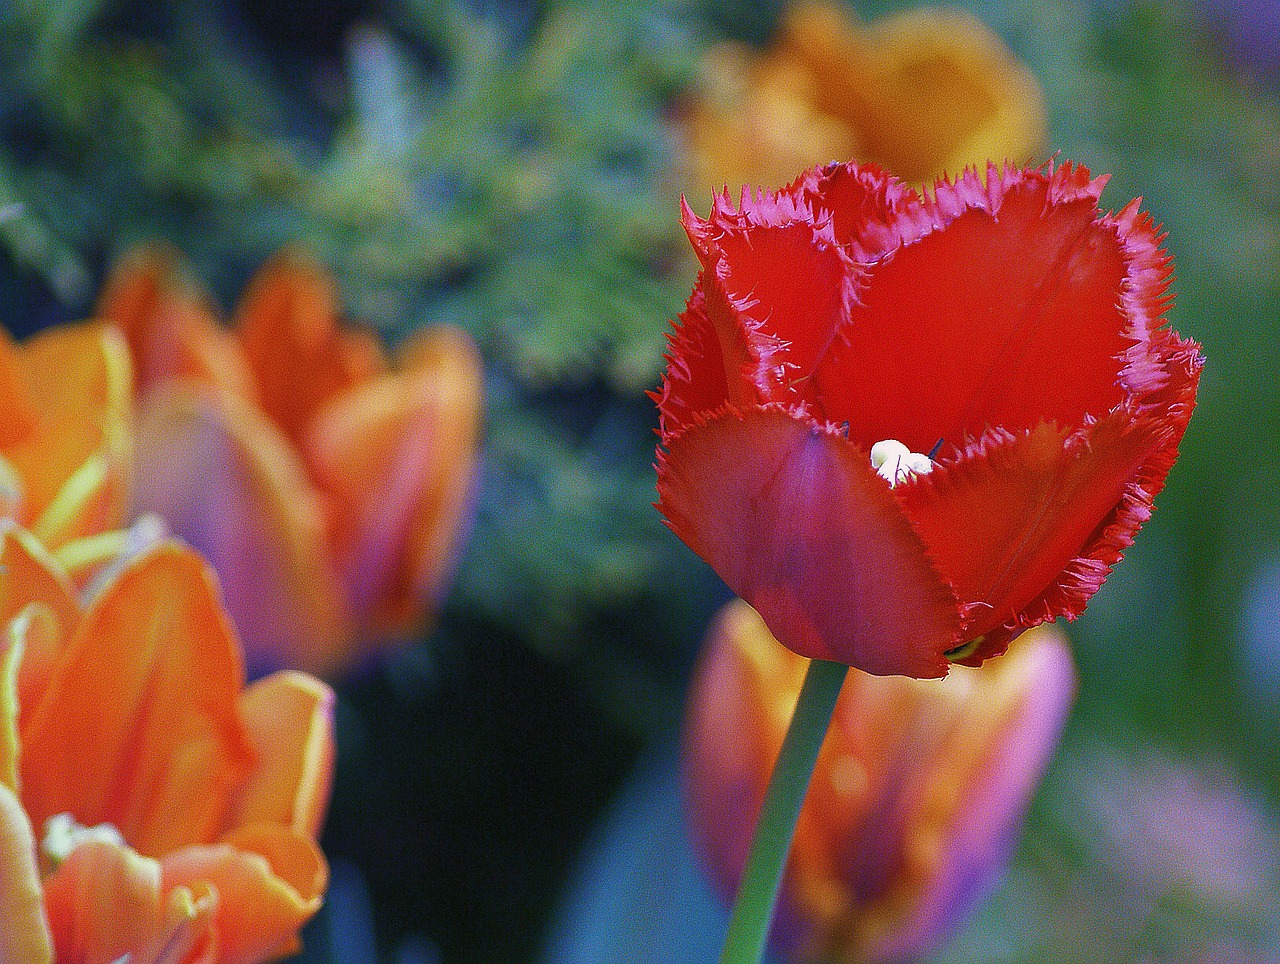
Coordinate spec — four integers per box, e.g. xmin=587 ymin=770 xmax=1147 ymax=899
xmin=718 ymin=657 xmax=849 ymax=964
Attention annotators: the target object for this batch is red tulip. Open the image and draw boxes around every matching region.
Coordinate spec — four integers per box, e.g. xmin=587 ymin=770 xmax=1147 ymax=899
xmin=655 ymin=161 xmax=1202 ymax=677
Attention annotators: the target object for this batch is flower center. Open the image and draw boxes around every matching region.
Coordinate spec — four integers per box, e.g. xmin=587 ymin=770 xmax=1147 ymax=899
xmin=869 ymin=439 xmax=933 ymax=486
xmin=41 ymin=812 xmax=125 ymax=873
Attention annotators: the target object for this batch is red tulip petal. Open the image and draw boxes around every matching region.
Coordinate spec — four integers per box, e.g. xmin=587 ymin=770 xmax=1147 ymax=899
xmin=0 ymin=784 xmax=51 ymax=963
xmin=897 ymin=407 xmax=1177 ymax=661
xmin=19 ymin=544 xmax=256 ymax=858
xmin=814 ymin=164 xmax=1144 ymax=454
xmin=977 ymin=337 xmax=1202 ymax=658
xmin=229 ymin=671 xmax=335 ymax=840
xmin=786 ymin=160 xmax=918 ymax=256
xmin=658 ymin=407 xmax=960 ymax=676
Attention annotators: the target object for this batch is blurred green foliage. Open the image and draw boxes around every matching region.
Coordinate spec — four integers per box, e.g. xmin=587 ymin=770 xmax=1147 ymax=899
xmin=1 ymin=0 xmax=1279 ymax=960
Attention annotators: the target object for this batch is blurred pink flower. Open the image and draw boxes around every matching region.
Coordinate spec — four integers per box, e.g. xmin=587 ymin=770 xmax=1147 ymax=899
xmin=682 ymin=600 xmax=1076 ymax=962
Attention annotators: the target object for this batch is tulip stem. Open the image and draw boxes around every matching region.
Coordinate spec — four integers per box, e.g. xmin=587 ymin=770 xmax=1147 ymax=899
xmin=718 ymin=657 xmax=849 ymax=964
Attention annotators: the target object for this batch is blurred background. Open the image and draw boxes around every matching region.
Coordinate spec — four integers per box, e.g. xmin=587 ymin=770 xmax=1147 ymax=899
xmin=1 ymin=0 xmax=1279 ymax=960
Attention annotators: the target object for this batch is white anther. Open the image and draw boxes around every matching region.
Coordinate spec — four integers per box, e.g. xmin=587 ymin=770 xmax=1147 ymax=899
xmin=870 ymin=439 xmax=934 ymax=486
xmin=42 ymin=812 xmax=125 ymax=869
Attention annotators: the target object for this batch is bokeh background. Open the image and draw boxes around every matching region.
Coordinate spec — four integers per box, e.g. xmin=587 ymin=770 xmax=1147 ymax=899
xmin=2 ymin=0 xmax=1279 ymax=960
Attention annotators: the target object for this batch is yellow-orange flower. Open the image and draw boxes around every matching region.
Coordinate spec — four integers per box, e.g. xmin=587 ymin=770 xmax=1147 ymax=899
xmin=683 ymin=600 xmax=1076 ymax=962
xmin=678 ymin=2 xmax=1047 ymax=192
xmin=96 ymin=246 xmax=484 ymax=677
xmin=0 ymin=524 xmax=333 ymax=962
xmin=0 ymin=321 xmax=132 ymax=555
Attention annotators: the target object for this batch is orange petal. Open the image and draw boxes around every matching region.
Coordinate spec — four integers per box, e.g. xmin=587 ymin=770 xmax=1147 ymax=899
xmin=42 ymin=840 xmax=165 ymax=964
xmin=228 ymin=671 xmax=335 ymax=840
xmin=4 ymin=323 xmax=133 ymax=549
xmin=0 ymin=784 xmax=52 ymax=963
xmin=234 ymin=249 xmax=385 ymax=444
xmin=658 ymin=408 xmax=961 ymax=676
xmin=162 ymin=825 xmax=327 ymax=964
xmin=0 ymin=524 xmax=79 ymax=714
xmin=306 ymin=325 xmax=483 ymax=636
xmin=133 ymin=383 xmax=351 ymax=676
xmin=19 ymin=543 xmax=256 ymax=858
xmin=44 ymin=841 xmax=221 ymax=964
xmin=96 ymin=246 xmax=258 ymax=402
xmin=143 ymin=883 xmax=218 ymax=964
xmin=0 ymin=328 xmax=37 ymax=449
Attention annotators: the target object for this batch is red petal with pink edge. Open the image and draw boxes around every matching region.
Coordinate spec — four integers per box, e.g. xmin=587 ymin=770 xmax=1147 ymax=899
xmin=814 ymin=164 xmax=1135 ymax=454
xmin=657 ymin=407 xmax=961 ymax=677
xmin=897 ymin=403 xmax=1183 ymax=661
xmin=678 ymin=192 xmax=858 ymax=412
xmin=785 ymin=160 xmax=918 ymax=258
xmin=651 ymin=285 xmax=733 ymax=438
xmin=965 ymin=340 xmax=1203 ymax=662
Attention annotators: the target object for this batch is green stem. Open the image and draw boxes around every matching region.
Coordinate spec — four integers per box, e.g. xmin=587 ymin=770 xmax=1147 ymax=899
xmin=718 ymin=657 xmax=850 ymax=964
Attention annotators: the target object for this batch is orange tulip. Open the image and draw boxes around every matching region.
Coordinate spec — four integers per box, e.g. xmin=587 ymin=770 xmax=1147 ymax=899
xmin=0 ymin=321 xmax=132 ymax=554
xmin=678 ymin=2 xmax=1047 ymax=193
xmin=0 ymin=524 xmax=333 ymax=963
xmin=683 ymin=600 xmax=1076 ymax=962
xmin=97 ymin=246 xmax=484 ymax=677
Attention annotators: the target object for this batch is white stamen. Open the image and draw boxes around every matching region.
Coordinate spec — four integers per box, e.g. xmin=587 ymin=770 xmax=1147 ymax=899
xmin=870 ymin=439 xmax=934 ymax=486
xmin=42 ymin=812 xmax=125 ymax=870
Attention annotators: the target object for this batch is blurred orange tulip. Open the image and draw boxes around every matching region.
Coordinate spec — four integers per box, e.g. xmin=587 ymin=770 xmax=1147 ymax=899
xmin=0 ymin=525 xmax=333 ymax=963
xmin=97 ymin=246 xmax=484 ymax=677
xmin=678 ymin=2 xmax=1047 ymax=193
xmin=0 ymin=322 xmax=131 ymax=554
xmin=683 ymin=600 xmax=1076 ymax=963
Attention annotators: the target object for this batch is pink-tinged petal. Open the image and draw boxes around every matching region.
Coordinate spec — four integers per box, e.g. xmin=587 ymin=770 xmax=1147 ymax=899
xmin=142 ymin=884 xmax=218 ymax=964
xmin=19 ymin=544 xmax=256 ymax=858
xmin=681 ymin=600 xmax=807 ymax=905
xmin=815 ymin=165 xmax=1134 ymax=454
xmin=163 ymin=826 xmax=327 ymax=964
xmin=229 ymin=671 xmax=335 ymax=840
xmin=872 ymin=624 xmax=1076 ymax=962
xmin=0 ymin=784 xmax=52 ymax=963
xmin=0 ymin=524 xmax=80 ymax=714
xmin=133 ymin=383 xmax=351 ymax=677
xmin=683 ymin=605 xmax=1076 ymax=962
xmin=43 ymin=840 xmax=165 ymax=964
xmin=234 ymin=250 xmax=386 ymax=446
xmin=306 ymin=325 xmax=483 ymax=638
xmin=898 ymin=411 xmax=1172 ymax=662
xmin=658 ymin=407 xmax=961 ymax=676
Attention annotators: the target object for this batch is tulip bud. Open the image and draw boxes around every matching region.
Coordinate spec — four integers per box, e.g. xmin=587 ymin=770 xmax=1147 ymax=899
xmin=682 ymin=600 xmax=1077 ymax=962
